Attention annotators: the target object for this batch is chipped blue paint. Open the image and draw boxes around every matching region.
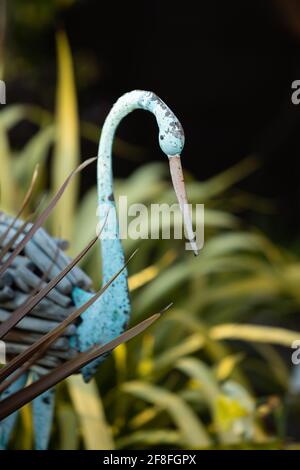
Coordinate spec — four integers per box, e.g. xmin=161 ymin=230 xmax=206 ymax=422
xmin=0 ymin=374 xmax=55 ymax=450
xmin=0 ymin=373 xmax=28 ymax=449
xmin=32 ymin=382 xmax=55 ymax=450
xmin=74 ymin=91 xmax=185 ymax=381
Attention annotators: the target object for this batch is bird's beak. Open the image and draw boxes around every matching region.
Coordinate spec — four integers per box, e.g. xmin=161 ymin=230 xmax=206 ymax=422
xmin=169 ymin=155 xmax=199 ymax=256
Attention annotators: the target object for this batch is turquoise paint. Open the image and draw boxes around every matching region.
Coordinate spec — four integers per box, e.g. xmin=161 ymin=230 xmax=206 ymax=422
xmin=32 ymin=383 xmax=55 ymax=450
xmin=0 ymin=373 xmax=28 ymax=449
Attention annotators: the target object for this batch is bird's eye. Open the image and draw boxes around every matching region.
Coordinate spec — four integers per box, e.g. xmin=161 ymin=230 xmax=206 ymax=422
xmin=158 ymin=130 xmax=184 ymax=156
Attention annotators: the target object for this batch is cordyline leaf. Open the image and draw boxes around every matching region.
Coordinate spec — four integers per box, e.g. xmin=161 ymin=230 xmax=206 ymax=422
xmin=14 ymin=125 xmax=54 ymax=187
xmin=153 ymin=334 xmax=204 ymax=373
xmin=52 ymin=30 xmax=80 ymax=243
xmin=0 ymin=247 xmax=62 ymax=394
xmin=0 ymin=310 xmax=165 ymax=420
xmin=0 ymin=353 xmax=35 ymax=395
xmin=0 ymin=157 xmax=96 ymax=280
xmin=0 ymin=234 xmax=97 ymax=340
xmin=0 ymin=207 xmax=43 ymax=262
xmin=0 ymin=217 xmax=30 ymax=261
xmin=14 ymin=164 xmax=39 ymax=218
xmin=176 ymin=357 xmax=220 ymax=404
xmin=0 ymin=237 xmax=97 ymax=379
xmin=0 ymin=158 xmax=97 ymax=339
xmin=210 ymin=323 xmax=300 ymax=347
xmin=57 ymin=403 xmax=78 ymax=450
xmin=0 ymin=211 xmax=107 ymax=389
xmin=0 ymin=164 xmax=39 ymax=247
xmin=67 ymin=376 xmax=114 ymax=450
xmin=1 ymin=194 xmax=53 ymax=263
xmin=0 ymin=105 xmax=27 ymax=130
xmin=122 ymin=381 xmax=211 ymax=448
xmin=0 ymin=247 xmax=137 ymax=383
xmin=29 ymin=244 xmax=61 ymax=299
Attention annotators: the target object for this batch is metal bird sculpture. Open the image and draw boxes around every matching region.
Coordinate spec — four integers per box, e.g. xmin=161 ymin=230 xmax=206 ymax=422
xmin=0 ymin=90 xmax=196 ymax=449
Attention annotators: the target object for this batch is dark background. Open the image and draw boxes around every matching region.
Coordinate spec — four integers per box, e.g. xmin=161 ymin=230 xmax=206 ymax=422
xmin=6 ymin=0 xmax=300 ymax=243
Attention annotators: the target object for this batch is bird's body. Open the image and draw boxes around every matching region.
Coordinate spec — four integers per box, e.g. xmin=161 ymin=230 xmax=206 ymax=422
xmin=0 ymin=90 xmax=196 ymax=449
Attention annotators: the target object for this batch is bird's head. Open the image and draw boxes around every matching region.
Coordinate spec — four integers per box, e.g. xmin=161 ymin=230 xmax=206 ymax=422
xmin=138 ymin=91 xmax=198 ymax=255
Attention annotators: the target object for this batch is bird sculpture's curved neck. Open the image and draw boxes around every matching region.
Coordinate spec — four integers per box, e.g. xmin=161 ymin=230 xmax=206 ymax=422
xmin=97 ymin=90 xmax=189 ymax=288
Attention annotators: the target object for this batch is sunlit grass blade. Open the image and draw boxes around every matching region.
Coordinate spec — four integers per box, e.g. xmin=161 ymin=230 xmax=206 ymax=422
xmin=152 ymin=334 xmax=205 ymax=374
xmin=176 ymin=357 xmax=220 ymax=403
xmin=0 ymin=105 xmax=27 ymax=129
xmin=215 ymin=353 xmax=245 ymax=382
xmin=57 ymin=403 xmax=79 ymax=450
xmin=20 ymin=405 xmax=33 ymax=450
xmin=122 ymin=381 xmax=211 ymax=448
xmin=68 ymin=376 xmax=114 ymax=450
xmin=128 ymin=250 xmax=176 ymax=291
xmin=210 ymin=323 xmax=300 ymax=347
xmin=52 ymin=30 xmax=79 ymax=244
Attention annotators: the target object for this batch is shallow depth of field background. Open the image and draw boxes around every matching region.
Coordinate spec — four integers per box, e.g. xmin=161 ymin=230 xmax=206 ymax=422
xmin=1 ymin=0 xmax=300 ymax=449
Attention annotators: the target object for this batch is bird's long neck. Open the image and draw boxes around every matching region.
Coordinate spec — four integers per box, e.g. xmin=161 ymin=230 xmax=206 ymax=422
xmin=97 ymin=92 xmax=142 ymax=287
xmin=97 ymin=90 xmax=185 ymax=284
xmin=96 ymin=91 xmax=151 ymax=328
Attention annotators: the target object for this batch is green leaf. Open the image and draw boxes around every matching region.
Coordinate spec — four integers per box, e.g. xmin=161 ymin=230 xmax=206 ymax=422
xmin=0 ymin=105 xmax=27 ymax=130
xmin=14 ymin=124 xmax=55 ymax=187
xmin=122 ymin=381 xmax=211 ymax=448
xmin=210 ymin=323 xmax=300 ymax=347
xmin=117 ymin=429 xmax=180 ymax=448
xmin=176 ymin=357 xmax=220 ymax=404
xmin=0 ymin=120 xmax=14 ymax=212
xmin=57 ymin=403 xmax=79 ymax=450
xmin=68 ymin=376 xmax=115 ymax=450
xmin=52 ymin=30 xmax=80 ymax=245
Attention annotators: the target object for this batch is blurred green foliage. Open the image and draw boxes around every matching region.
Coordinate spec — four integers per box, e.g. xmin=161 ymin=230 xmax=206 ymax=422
xmin=1 ymin=32 xmax=300 ymax=450
xmin=11 ymin=0 xmax=77 ymax=30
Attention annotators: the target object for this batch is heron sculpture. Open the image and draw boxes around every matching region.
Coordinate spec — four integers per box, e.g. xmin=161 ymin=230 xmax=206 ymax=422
xmin=0 ymin=90 xmax=196 ymax=449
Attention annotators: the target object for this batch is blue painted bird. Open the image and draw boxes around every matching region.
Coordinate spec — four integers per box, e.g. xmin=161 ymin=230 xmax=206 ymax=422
xmin=0 ymin=90 xmax=197 ymax=449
